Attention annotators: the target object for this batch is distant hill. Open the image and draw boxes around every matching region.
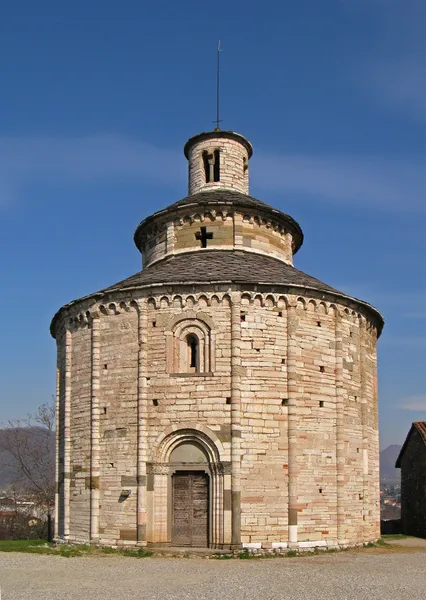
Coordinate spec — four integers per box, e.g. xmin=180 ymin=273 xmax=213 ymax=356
xmin=380 ymin=445 xmax=402 ymax=484
xmin=0 ymin=446 xmax=16 ymax=489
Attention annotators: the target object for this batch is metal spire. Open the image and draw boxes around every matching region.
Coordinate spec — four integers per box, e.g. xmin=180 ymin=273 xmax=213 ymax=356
xmin=214 ymin=40 xmax=222 ymax=131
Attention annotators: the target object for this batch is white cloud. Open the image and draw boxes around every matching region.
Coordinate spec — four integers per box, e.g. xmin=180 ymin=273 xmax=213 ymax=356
xmin=0 ymin=134 xmax=425 ymax=214
xmin=397 ymin=394 xmax=426 ymax=411
xmin=0 ymin=134 xmax=183 ymax=181
xmin=0 ymin=134 xmax=186 ymax=206
xmin=253 ymin=153 xmax=426 ymax=213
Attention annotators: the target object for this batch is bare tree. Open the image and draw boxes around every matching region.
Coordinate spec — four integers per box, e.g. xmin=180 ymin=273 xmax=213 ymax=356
xmin=0 ymin=399 xmax=55 ymax=539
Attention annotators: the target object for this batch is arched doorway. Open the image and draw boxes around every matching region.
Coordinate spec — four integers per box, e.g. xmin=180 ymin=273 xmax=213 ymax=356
xmin=170 ymin=443 xmax=209 ymax=547
xmin=148 ymin=426 xmax=229 ymax=548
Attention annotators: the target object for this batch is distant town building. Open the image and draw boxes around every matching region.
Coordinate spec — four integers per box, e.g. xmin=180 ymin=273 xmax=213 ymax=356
xmin=51 ymin=127 xmax=384 ymax=550
xmin=396 ymin=422 xmax=426 ymax=538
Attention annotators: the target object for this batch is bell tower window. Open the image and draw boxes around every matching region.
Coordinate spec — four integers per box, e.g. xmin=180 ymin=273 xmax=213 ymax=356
xmin=203 ymin=151 xmax=210 ymax=182
xmin=202 ymin=149 xmax=220 ymax=183
xmin=213 ymin=149 xmax=220 ymax=182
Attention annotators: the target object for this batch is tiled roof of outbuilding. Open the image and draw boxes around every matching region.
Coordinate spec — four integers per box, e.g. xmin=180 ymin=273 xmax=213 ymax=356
xmin=50 ymin=250 xmax=384 ymax=336
xmin=396 ymin=422 xmax=426 ymax=468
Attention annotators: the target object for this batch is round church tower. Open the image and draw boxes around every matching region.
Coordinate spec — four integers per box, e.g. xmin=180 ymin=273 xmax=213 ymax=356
xmin=51 ymin=129 xmax=383 ymax=551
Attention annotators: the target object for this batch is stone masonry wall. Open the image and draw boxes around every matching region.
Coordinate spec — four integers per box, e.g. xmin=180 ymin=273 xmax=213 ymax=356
xmin=239 ymin=215 xmax=293 ymax=265
xmin=141 ymin=212 xmax=294 ymax=268
xmin=291 ymin=300 xmax=338 ymax=543
xmin=238 ymin=294 xmax=289 ymax=544
xmin=56 ymin=287 xmax=380 ymax=549
xmin=97 ymin=308 xmax=139 ymax=545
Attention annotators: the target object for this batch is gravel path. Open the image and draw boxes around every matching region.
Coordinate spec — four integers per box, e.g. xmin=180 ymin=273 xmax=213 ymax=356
xmin=1 ymin=550 xmax=426 ymax=600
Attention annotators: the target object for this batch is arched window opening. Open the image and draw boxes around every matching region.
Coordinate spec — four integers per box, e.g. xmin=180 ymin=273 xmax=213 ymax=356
xmin=213 ymin=149 xmax=220 ymax=182
xmin=167 ymin=317 xmax=214 ymax=375
xmin=202 ymin=151 xmax=210 ymax=183
xmin=187 ymin=334 xmax=199 ymax=372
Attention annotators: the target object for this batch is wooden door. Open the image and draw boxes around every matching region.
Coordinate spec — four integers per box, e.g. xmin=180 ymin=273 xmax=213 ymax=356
xmin=172 ymin=471 xmax=209 ymax=547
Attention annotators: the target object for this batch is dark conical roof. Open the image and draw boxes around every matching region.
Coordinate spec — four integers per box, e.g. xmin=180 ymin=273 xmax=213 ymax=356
xmin=50 ymin=250 xmax=384 ymax=336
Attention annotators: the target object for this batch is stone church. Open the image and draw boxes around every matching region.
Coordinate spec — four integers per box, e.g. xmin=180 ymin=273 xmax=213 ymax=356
xmin=51 ymin=128 xmax=384 ymax=551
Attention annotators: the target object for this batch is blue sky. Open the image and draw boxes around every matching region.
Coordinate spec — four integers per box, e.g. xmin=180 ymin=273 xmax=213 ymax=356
xmin=0 ymin=0 xmax=424 ymax=449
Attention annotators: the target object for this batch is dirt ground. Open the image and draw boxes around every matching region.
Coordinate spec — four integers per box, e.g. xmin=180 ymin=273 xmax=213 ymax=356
xmin=1 ymin=544 xmax=426 ymax=600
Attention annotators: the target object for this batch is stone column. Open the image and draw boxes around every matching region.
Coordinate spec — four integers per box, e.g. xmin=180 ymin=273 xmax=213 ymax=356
xmin=370 ymin=338 xmax=380 ymax=537
xmin=54 ymin=345 xmax=61 ymax=540
xmin=233 ymin=213 xmax=244 ymax=248
xmin=230 ymin=292 xmax=242 ymax=547
xmin=334 ymin=310 xmax=346 ymax=544
xmin=63 ymin=326 xmax=72 ymax=541
xmin=166 ymin=221 xmax=174 ymax=255
xmin=90 ymin=313 xmax=101 ymax=542
xmin=287 ymin=302 xmax=299 ymax=545
xmin=359 ymin=317 xmax=370 ymax=539
xmin=135 ymin=298 xmax=149 ymax=545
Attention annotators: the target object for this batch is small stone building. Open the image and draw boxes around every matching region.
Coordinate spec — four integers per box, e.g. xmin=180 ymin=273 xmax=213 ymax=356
xmin=51 ymin=128 xmax=384 ymax=550
xmin=396 ymin=422 xmax=426 ymax=538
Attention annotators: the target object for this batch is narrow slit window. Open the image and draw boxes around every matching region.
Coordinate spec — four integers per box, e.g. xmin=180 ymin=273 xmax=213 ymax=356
xmin=202 ymin=151 xmax=210 ymax=183
xmin=187 ymin=334 xmax=199 ymax=372
xmin=213 ymin=149 xmax=220 ymax=181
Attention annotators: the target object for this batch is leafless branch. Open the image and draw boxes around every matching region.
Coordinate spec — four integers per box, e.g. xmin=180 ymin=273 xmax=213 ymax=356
xmin=0 ymin=398 xmax=55 ymax=511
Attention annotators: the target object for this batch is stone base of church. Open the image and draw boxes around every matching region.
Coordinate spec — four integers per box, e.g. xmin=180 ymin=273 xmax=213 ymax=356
xmin=52 ymin=536 xmax=380 ymax=558
xmin=241 ymin=538 xmax=380 ymax=554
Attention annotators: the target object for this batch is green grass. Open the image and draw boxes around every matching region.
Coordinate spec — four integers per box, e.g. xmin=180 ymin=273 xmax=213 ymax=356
xmin=118 ymin=548 xmax=153 ymax=558
xmin=0 ymin=540 xmax=55 ymax=554
xmin=0 ymin=540 xmax=153 ymax=558
xmin=381 ymin=534 xmax=408 ymax=540
xmin=237 ymin=548 xmax=279 ymax=559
